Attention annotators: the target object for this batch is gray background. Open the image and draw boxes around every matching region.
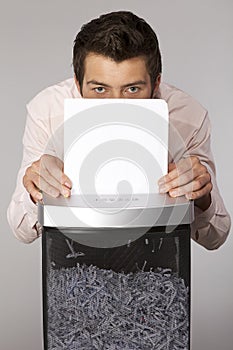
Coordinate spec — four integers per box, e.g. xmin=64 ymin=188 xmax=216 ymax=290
xmin=0 ymin=0 xmax=232 ymax=349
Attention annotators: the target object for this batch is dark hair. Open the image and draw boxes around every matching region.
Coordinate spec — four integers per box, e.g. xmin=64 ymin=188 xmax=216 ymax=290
xmin=73 ymin=11 xmax=162 ymax=90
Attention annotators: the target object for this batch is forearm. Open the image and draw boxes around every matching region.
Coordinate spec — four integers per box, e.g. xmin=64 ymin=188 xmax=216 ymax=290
xmin=7 ymin=189 xmax=42 ymax=243
xmin=191 ymin=189 xmax=231 ymax=250
xmin=7 ymin=106 xmax=50 ymax=242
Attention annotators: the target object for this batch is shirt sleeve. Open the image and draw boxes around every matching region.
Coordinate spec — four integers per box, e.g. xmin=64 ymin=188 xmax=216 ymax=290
xmin=7 ymin=103 xmax=54 ymax=243
xmin=185 ymin=112 xmax=231 ymax=249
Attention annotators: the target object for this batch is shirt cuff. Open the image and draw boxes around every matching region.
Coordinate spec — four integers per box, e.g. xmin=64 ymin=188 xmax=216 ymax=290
xmin=22 ymin=191 xmax=39 ymax=228
xmin=193 ymin=199 xmax=215 ymax=229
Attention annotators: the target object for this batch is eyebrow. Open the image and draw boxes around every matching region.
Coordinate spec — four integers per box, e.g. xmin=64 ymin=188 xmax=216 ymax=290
xmin=87 ymin=80 xmax=147 ymax=88
xmin=87 ymin=80 xmax=111 ymax=87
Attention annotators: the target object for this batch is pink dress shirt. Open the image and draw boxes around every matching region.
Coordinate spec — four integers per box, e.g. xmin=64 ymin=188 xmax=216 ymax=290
xmin=7 ymin=78 xmax=231 ymax=249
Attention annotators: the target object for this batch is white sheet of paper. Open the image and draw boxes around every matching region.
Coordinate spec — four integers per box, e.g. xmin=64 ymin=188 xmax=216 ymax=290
xmin=64 ymin=99 xmax=168 ymax=195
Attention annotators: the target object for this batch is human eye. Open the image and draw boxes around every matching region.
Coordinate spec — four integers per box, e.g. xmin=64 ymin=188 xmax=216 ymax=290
xmin=127 ymin=86 xmax=140 ymax=94
xmin=93 ymin=86 xmax=106 ymax=94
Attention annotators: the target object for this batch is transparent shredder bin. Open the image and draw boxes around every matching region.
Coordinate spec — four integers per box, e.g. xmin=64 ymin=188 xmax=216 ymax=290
xmin=38 ymin=193 xmax=194 ymax=350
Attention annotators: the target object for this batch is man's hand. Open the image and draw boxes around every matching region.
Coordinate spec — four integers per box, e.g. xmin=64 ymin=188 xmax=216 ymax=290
xmin=158 ymin=156 xmax=212 ymax=211
xmin=23 ymin=154 xmax=72 ymax=203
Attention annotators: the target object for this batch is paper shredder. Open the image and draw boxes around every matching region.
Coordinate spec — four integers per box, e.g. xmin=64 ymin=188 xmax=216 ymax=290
xmin=38 ymin=193 xmax=194 ymax=350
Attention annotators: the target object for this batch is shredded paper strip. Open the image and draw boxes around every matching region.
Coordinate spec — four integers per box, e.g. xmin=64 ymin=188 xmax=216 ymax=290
xmin=47 ymin=263 xmax=189 ymax=349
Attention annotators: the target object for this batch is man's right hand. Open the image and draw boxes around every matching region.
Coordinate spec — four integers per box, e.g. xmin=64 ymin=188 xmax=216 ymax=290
xmin=23 ymin=154 xmax=72 ymax=203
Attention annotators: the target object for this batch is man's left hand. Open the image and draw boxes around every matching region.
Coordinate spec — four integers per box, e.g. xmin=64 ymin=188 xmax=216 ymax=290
xmin=158 ymin=156 xmax=212 ymax=211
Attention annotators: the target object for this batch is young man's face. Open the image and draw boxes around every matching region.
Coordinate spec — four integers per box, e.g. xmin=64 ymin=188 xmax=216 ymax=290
xmin=76 ymin=53 xmax=160 ymax=99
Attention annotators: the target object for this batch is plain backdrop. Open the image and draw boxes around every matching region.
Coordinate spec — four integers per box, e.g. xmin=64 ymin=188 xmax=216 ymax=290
xmin=0 ymin=1 xmax=232 ymax=349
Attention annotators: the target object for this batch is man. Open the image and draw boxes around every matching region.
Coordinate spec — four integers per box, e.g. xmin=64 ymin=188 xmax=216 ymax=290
xmin=7 ymin=11 xmax=230 ymax=248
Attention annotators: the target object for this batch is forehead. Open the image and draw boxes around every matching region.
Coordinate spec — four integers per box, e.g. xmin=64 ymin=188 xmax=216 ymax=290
xmin=83 ymin=53 xmax=150 ymax=84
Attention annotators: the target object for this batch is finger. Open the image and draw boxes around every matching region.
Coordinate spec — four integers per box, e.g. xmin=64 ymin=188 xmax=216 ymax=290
xmin=39 ymin=167 xmax=71 ymax=197
xmin=169 ymin=173 xmax=211 ymax=198
xmin=159 ymin=168 xmax=192 ymax=193
xmin=158 ymin=157 xmax=195 ymax=185
xmin=158 ymin=156 xmax=207 ymax=190
xmin=158 ymin=163 xmax=176 ymax=186
xmin=185 ymin=182 xmax=213 ymax=201
xmin=52 ymin=169 xmax=72 ymax=190
xmin=160 ymin=165 xmax=208 ymax=193
xmin=40 ymin=156 xmax=72 ymax=190
xmin=29 ymin=161 xmax=40 ymax=176
xmin=61 ymin=174 xmax=72 ymax=189
xmin=28 ymin=171 xmax=61 ymax=197
xmin=23 ymin=177 xmax=43 ymax=203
